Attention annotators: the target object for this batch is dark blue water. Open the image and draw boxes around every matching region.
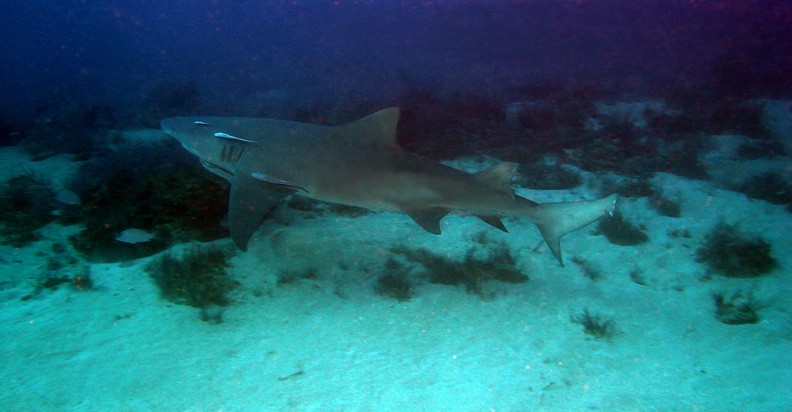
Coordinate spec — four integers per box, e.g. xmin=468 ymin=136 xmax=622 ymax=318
xmin=2 ymin=0 xmax=790 ymax=119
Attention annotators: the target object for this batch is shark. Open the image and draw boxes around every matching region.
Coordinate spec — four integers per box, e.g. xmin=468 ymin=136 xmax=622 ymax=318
xmin=161 ymin=107 xmax=618 ymax=265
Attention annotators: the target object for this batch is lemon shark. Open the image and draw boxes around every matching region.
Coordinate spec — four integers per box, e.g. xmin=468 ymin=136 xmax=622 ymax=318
xmin=161 ymin=107 xmax=617 ymax=264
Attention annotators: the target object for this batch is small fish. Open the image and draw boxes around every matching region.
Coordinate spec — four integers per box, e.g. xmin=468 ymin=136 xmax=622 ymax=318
xmin=193 ymin=121 xmax=213 ymax=126
xmin=115 ymin=229 xmax=156 ymax=244
xmin=55 ymin=189 xmax=81 ymax=206
xmin=213 ymin=132 xmax=257 ymax=144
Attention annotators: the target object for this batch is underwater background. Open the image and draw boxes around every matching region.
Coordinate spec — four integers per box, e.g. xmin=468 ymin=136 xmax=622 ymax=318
xmin=1 ymin=1 xmax=790 ymax=411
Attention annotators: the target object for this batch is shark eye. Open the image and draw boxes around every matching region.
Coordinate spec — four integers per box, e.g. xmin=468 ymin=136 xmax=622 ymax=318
xmin=193 ymin=121 xmax=213 ymax=126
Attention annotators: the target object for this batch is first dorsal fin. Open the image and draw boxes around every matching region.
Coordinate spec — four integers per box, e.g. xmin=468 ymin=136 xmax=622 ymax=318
xmin=342 ymin=107 xmax=400 ymax=146
xmin=474 ymin=162 xmax=518 ymax=194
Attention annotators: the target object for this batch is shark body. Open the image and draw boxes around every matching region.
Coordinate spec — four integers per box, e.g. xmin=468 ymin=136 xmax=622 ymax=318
xmin=161 ymin=107 xmax=617 ymax=264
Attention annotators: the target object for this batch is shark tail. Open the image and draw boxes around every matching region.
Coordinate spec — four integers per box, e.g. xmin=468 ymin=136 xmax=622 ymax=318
xmin=526 ymin=193 xmax=619 ymax=265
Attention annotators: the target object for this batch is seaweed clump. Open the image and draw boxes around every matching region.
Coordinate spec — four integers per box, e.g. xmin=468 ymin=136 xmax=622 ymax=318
xmin=713 ymin=291 xmax=760 ymax=325
xmin=0 ymin=174 xmax=57 ymax=246
xmin=373 ymin=258 xmax=415 ymax=302
xmin=571 ymin=308 xmax=616 ymax=339
xmin=146 ymin=245 xmax=237 ymax=308
xmin=650 ymin=194 xmax=681 ymax=217
xmin=391 ymin=241 xmax=527 ymax=297
xmin=20 ymin=267 xmax=94 ymax=301
xmin=67 ymin=141 xmax=229 ymax=262
xmin=736 ymin=140 xmax=786 ymax=160
xmin=696 ymin=222 xmax=776 ymax=278
xmin=19 ymin=104 xmax=117 ymax=160
xmin=395 ymin=89 xmax=509 ymax=160
xmin=570 ymin=256 xmax=602 ymax=281
xmin=597 ymin=211 xmax=649 ymax=246
xmin=515 ymin=162 xmax=582 ymax=190
xmin=738 ymin=172 xmax=792 ymax=210
xmin=276 ymin=268 xmax=317 ymax=286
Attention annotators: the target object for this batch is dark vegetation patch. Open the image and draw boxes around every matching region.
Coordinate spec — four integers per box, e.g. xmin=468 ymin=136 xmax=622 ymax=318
xmin=19 ymin=104 xmax=118 ymax=160
xmin=46 ymin=242 xmax=79 ymax=270
xmin=391 ymin=241 xmax=527 ymax=297
xmin=597 ymin=211 xmax=649 ymax=246
xmin=601 ymin=178 xmax=681 ymax=217
xmin=0 ymin=173 xmax=57 ymax=247
xmin=607 ymin=178 xmax=656 ymax=198
xmin=276 ymin=268 xmax=317 ymax=286
xmin=571 ymin=308 xmax=616 ymax=339
xmin=559 ymin=99 xmax=713 ymax=178
xmin=395 ymin=89 xmax=512 ymax=160
xmin=628 ymin=268 xmax=648 ymax=286
xmin=199 ymin=305 xmax=226 ymax=324
xmin=571 ymin=133 xmax=709 ymax=179
xmin=648 ymin=101 xmax=769 ymax=139
xmin=737 ymin=172 xmax=792 ymax=209
xmin=20 ymin=266 xmax=93 ymax=301
xmin=570 ymin=257 xmax=602 ymax=281
xmin=650 ymin=194 xmax=682 ymax=217
xmin=713 ymin=291 xmax=760 ymax=325
xmin=736 ymin=140 xmax=786 ymax=160
xmin=703 ymin=102 xmax=769 ymax=139
xmin=513 ymin=95 xmax=592 ymax=145
xmin=668 ymin=228 xmax=692 ymax=239
xmin=373 ymin=258 xmax=415 ymax=302
xmin=38 ymin=274 xmax=71 ymax=291
xmin=146 ymin=244 xmax=237 ymax=308
xmin=696 ymin=222 xmax=776 ymax=278
xmin=515 ymin=162 xmax=582 ymax=190
xmin=67 ymin=140 xmax=228 ymax=262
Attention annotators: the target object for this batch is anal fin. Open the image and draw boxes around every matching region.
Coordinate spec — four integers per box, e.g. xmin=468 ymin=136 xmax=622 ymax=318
xmin=476 ymin=215 xmax=508 ymax=232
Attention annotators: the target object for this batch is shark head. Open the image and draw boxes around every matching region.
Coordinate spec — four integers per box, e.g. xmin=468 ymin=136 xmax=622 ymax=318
xmin=161 ymin=117 xmax=223 ymax=158
xmin=161 ymin=117 xmax=258 ymax=180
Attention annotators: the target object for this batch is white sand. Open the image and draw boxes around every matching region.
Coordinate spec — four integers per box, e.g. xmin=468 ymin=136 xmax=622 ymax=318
xmin=1 ymin=120 xmax=791 ymax=411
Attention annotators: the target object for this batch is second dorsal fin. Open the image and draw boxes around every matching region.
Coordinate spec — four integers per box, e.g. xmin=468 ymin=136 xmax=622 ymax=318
xmin=474 ymin=162 xmax=518 ymax=194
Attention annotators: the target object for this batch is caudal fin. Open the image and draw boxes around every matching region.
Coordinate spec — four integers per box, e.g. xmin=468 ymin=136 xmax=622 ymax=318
xmin=530 ymin=194 xmax=619 ymax=265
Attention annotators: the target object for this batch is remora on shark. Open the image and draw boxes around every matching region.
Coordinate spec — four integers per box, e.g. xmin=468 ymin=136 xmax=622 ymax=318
xmin=161 ymin=107 xmax=617 ymax=264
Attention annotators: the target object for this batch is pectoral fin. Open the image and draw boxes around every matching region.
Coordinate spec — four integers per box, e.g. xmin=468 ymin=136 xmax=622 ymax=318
xmin=229 ymin=172 xmax=295 ymax=250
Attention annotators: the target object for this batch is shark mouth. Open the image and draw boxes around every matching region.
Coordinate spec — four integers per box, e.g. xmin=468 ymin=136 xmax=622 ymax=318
xmin=200 ymin=159 xmax=234 ymax=181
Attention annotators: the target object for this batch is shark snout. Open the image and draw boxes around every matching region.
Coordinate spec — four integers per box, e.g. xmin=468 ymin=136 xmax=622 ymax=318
xmin=160 ymin=119 xmax=197 ymax=155
xmin=160 ymin=119 xmax=175 ymax=136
